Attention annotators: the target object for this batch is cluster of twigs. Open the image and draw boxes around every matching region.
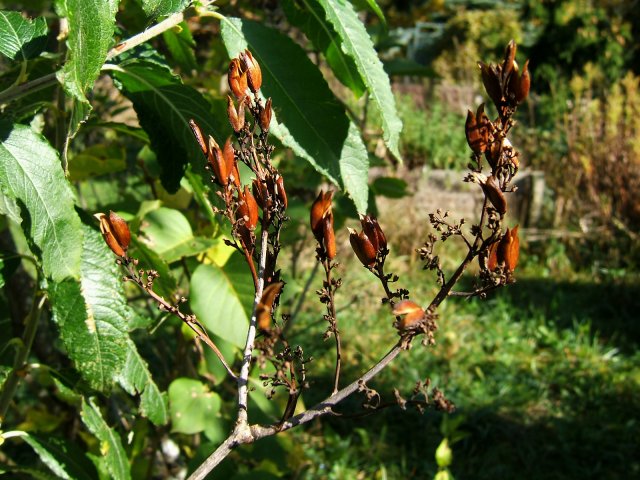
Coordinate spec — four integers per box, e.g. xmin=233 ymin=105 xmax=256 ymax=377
xmin=95 ymin=41 xmax=529 ymax=479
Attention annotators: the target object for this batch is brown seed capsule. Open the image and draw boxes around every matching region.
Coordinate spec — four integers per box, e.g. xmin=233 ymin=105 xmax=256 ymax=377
xmin=323 ymin=214 xmax=336 ymax=260
xmin=208 ymin=136 xmax=228 ymax=186
xmin=465 ymin=104 xmax=492 ymax=154
xmin=392 ymin=300 xmax=425 ymax=331
xmin=95 ymin=211 xmax=130 ymax=257
xmin=349 ymin=228 xmax=376 ymax=267
xmin=480 ymin=175 xmax=507 ymax=215
xmin=252 ymin=178 xmax=270 ymax=211
xmin=228 ymin=58 xmax=248 ymax=99
xmin=227 ymin=95 xmax=246 ymax=133
xmin=514 ymin=60 xmax=530 ymax=104
xmin=188 ymin=119 xmax=207 ymax=157
xmin=485 ymin=138 xmax=503 ymax=172
xmin=256 ymin=281 xmax=284 ymax=331
xmin=360 ymin=215 xmax=387 ymax=253
xmin=487 ymin=241 xmax=499 ymax=272
xmin=502 ymin=40 xmax=517 ymax=85
xmin=479 ymin=61 xmax=503 ymax=109
xmin=310 ymin=190 xmax=333 ymax=244
xmin=499 ymin=225 xmax=520 ymax=273
xmin=240 ymin=49 xmax=262 ymax=93
xmin=260 ymin=97 xmax=272 ymax=132
xmin=274 ymin=174 xmax=287 ymax=209
xmin=223 ymin=138 xmax=240 ymax=188
xmin=237 ymin=186 xmax=259 ymax=230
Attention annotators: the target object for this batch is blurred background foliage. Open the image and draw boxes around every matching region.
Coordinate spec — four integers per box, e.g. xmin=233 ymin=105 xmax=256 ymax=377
xmin=1 ymin=0 xmax=639 ymax=479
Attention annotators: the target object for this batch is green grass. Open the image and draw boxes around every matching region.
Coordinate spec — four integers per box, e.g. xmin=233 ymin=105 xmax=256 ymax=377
xmin=277 ymin=246 xmax=640 ymax=480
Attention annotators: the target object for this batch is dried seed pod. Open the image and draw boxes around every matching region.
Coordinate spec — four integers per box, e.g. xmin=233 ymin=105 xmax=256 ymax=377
xmin=514 ymin=60 xmax=530 ymax=104
xmin=323 ymin=214 xmax=336 ymax=260
xmin=310 ymin=190 xmax=333 ymax=243
xmin=227 ymin=95 xmax=246 ymax=132
xmin=485 ymin=138 xmax=503 ymax=172
xmin=208 ymin=136 xmax=228 ymax=186
xmin=256 ymin=281 xmax=284 ymax=331
xmin=252 ymin=178 xmax=270 ymax=211
xmin=260 ymin=97 xmax=272 ymax=132
xmin=223 ymin=138 xmax=240 ymax=188
xmin=360 ymin=215 xmax=387 ymax=253
xmin=501 ymin=40 xmax=517 ymax=84
xmin=479 ymin=62 xmax=502 ymax=109
xmin=499 ymin=225 xmax=520 ymax=273
xmin=237 ymin=186 xmax=259 ymax=230
xmin=188 ymin=119 xmax=207 ymax=156
xmin=392 ymin=300 xmax=425 ymax=331
xmin=465 ymin=104 xmax=492 ymax=154
xmin=349 ymin=228 xmax=376 ymax=267
xmin=96 ymin=211 xmax=130 ymax=257
xmin=240 ymin=49 xmax=262 ymax=93
xmin=228 ymin=58 xmax=248 ymax=99
xmin=487 ymin=241 xmax=499 ymax=272
xmin=274 ymin=174 xmax=287 ymax=209
xmin=480 ymin=175 xmax=507 ymax=215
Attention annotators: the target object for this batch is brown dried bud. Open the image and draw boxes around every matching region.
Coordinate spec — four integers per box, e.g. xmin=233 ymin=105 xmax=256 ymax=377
xmin=228 ymin=58 xmax=248 ymax=99
xmin=479 ymin=61 xmax=502 ymax=108
xmin=227 ymin=95 xmax=246 ymax=133
xmin=349 ymin=228 xmax=376 ymax=267
xmin=392 ymin=300 xmax=425 ymax=331
xmin=188 ymin=119 xmax=207 ymax=157
xmin=310 ymin=190 xmax=333 ymax=244
xmin=485 ymin=139 xmax=503 ymax=172
xmin=252 ymin=178 xmax=271 ymax=211
xmin=208 ymin=136 xmax=228 ymax=186
xmin=465 ymin=104 xmax=492 ymax=154
xmin=96 ymin=211 xmax=130 ymax=257
xmin=240 ymin=49 xmax=262 ymax=93
xmin=480 ymin=175 xmax=507 ymax=215
xmin=514 ymin=60 xmax=530 ymax=104
xmin=323 ymin=215 xmax=336 ymax=260
xmin=223 ymin=138 xmax=240 ymax=188
xmin=488 ymin=225 xmax=520 ymax=273
xmin=360 ymin=215 xmax=387 ymax=253
xmin=237 ymin=185 xmax=259 ymax=230
xmin=256 ymin=281 xmax=284 ymax=331
xmin=274 ymin=174 xmax=287 ymax=209
xmin=260 ymin=97 xmax=272 ymax=132
xmin=501 ymin=40 xmax=517 ymax=85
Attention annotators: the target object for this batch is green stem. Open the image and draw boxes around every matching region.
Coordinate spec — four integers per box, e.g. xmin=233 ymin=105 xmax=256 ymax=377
xmin=0 ymin=289 xmax=46 ymax=427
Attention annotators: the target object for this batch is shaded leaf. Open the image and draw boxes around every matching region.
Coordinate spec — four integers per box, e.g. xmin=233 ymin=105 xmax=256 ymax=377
xmin=0 ymin=122 xmax=82 ymax=281
xmin=0 ymin=10 xmax=48 ymax=61
xmin=68 ymin=143 xmax=127 ymax=181
xmin=49 ymin=224 xmax=130 ymax=391
xmin=129 ymin=237 xmax=177 ymax=299
xmin=314 ymin=0 xmax=402 ymax=159
xmin=383 ymin=58 xmax=435 ymax=77
xmin=22 ymin=434 xmax=97 ymax=480
xmin=163 ymin=21 xmax=197 ymax=72
xmin=55 ymin=0 xmax=118 ymax=103
xmin=80 ymin=397 xmax=131 ymax=480
xmin=116 ymin=339 xmax=169 ymax=425
xmin=371 ymin=176 xmax=409 ymax=198
xmin=221 ymin=18 xmax=369 ymax=213
xmin=168 ymin=377 xmax=222 ymax=435
xmin=109 ymin=59 xmax=226 ymax=193
xmin=190 ymin=262 xmax=250 ymax=348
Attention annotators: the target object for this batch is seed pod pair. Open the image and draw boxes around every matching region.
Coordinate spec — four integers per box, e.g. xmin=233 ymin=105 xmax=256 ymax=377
xmin=239 ymin=49 xmax=262 ymax=93
xmin=348 ymin=215 xmax=387 ymax=268
xmin=260 ymin=98 xmax=272 ymax=132
xmin=392 ymin=300 xmax=425 ymax=332
xmin=488 ymin=225 xmax=520 ymax=273
xmin=465 ymin=104 xmax=492 ymax=154
xmin=480 ymin=175 xmax=507 ymax=215
xmin=478 ymin=40 xmax=530 ymax=110
xmin=228 ymin=58 xmax=248 ymax=99
xmin=252 ymin=174 xmax=287 ymax=212
xmin=256 ymin=281 xmax=284 ymax=331
xmin=188 ymin=121 xmax=241 ymax=188
xmin=310 ymin=190 xmax=336 ymax=260
xmin=96 ymin=211 xmax=130 ymax=257
xmin=227 ymin=95 xmax=246 ymax=133
xmin=237 ymin=186 xmax=259 ymax=231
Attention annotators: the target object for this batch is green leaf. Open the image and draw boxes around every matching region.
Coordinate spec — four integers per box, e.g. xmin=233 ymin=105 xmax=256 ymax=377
xmin=221 ymin=18 xmax=369 ymax=213
xmin=49 ymin=224 xmax=130 ymax=391
xmin=358 ymin=0 xmax=386 ymax=28
xmin=168 ymin=377 xmax=221 ymax=435
xmin=0 ymin=258 xmax=4 ymax=289
xmin=55 ymin=0 xmax=118 ymax=103
xmin=139 ymin=0 xmax=189 ymax=19
xmin=371 ymin=176 xmax=409 ymax=198
xmin=116 ymin=339 xmax=169 ymax=426
xmin=0 ymin=122 xmax=82 ymax=281
xmin=108 ymin=59 xmax=226 ymax=193
xmin=282 ymin=0 xmax=366 ymax=96
xmin=68 ymin=143 xmax=127 ymax=181
xmin=190 ymin=261 xmax=251 ymax=348
xmin=138 ymin=207 xmax=217 ymax=263
xmin=0 ymin=11 xmax=48 ymax=61
xmin=80 ymin=397 xmax=131 ymax=480
xmin=163 ymin=22 xmax=197 ymax=72
xmin=22 ymin=434 xmax=98 ymax=480
xmin=313 ymin=0 xmax=402 ymax=159
xmin=383 ymin=58 xmax=435 ymax=77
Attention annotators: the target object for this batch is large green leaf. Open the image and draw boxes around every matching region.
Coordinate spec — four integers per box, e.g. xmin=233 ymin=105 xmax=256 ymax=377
xmin=108 ymin=60 xmax=226 ymax=193
xmin=168 ymin=378 xmax=222 ymax=436
xmin=55 ymin=0 xmax=118 ymax=103
xmin=116 ymin=339 xmax=169 ymax=426
xmin=80 ymin=397 xmax=131 ymax=480
xmin=22 ymin=434 xmax=97 ymax=480
xmin=49 ymin=224 xmax=130 ymax=392
xmin=282 ymin=0 xmax=366 ymax=97
xmin=221 ymin=18 xmax=369 ymax=213
xmin=162 ymin=21 xmax=197 ymax=72
xmin=0 ymin=10 xmax=48 ymax=61
xmin=190 ymin=261 xmax=251 ymax=348
xmin=139 ymin=0 xmax=189 ymax=19
xmin=138 ymin=207 xmax=217 ymax=263
xmin=0 ymin=122 xmax=82 ymax=281
xmin=313 ymin=0 xmax=402 ymax=159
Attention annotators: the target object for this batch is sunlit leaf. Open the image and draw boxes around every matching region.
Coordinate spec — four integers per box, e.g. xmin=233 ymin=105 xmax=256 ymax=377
xmin=168 ymin=377 xmax=222 ymax=435
xmin=139 ymin=0 xmax=189 ymax=19
xmin=0 ymin=10 xmax=48 ymax=61
xmin=22 ymin=434 xmax=97 ymax=480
